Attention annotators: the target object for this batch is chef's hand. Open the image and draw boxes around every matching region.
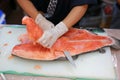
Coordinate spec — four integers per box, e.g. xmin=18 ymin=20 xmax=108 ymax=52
xmin=37 ymin=22 xmax=68 ymax=48
xmin=35 ymin=13 xmax=54 ymax=30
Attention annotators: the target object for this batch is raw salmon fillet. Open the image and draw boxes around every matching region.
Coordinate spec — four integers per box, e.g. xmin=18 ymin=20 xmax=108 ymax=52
xmin=12 ymin=16 xmax=114 ymax=60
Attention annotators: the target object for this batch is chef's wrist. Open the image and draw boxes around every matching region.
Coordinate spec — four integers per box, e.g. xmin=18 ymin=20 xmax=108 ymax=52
xmin=57 ymin=22 xmax=68 ymax=32
xmin=35 ymin=13 xmax=45 ymax=24
xmin=54 ymin=22 xmax=68 ymax=37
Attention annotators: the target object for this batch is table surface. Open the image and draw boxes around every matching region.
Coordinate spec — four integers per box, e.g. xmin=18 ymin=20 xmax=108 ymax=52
xmin=0 ymin=27 xmax=120 ymax=80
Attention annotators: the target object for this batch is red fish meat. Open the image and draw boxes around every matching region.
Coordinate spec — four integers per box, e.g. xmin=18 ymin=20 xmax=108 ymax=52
xmin=12 ymin=16 xmax=114 ymax=60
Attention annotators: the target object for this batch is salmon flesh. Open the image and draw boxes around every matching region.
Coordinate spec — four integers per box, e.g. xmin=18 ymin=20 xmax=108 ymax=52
xmin=12 ymin=16 xmax=114 ymax=60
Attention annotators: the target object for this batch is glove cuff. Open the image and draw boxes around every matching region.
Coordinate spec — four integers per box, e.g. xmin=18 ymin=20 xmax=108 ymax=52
xmin=35 ymin=13 xmax=45 ymax=24
xmin=54 ymin=22 xmax=68 ymax=37
xmin=58 ymin=22 xmax=68 ymax=32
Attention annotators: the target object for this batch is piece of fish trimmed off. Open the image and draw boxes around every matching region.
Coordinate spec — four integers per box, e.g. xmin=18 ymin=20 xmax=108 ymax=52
xmin=12 ymin=16 xmax=114 ymax=60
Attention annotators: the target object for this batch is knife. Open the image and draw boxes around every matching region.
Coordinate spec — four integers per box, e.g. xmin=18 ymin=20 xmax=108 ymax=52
xmin=0 ymin=73 xmax=6 ymax=80
xmin=63 ymin=51 xmax=76 ymax=67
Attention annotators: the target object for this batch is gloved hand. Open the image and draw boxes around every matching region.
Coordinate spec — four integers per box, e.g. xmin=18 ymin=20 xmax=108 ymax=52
xmin=37 ymin=22 xmax=68 ymax=48
xmin=35 ymin=13 xmax=54 ymax=30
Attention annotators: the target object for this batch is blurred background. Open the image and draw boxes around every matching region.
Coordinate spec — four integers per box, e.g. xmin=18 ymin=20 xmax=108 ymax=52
xmin=0 ymin=0 xmax=24 ymax=24
xmin=0 ymin=0 xmax=116 ymax=28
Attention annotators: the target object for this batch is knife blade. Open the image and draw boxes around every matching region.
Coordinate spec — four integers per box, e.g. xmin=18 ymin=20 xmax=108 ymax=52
xmin=0 ymin=73 xmax=6 ymax=80
xmin=63 ymin=51 xmax=76 ymax=67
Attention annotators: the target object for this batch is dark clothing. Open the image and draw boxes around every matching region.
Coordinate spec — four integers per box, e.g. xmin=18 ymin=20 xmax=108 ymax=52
xmin=110 ymin=2 xmax=120 ymax=29
xmin=30 ymin=0 xmax=98 ymax=27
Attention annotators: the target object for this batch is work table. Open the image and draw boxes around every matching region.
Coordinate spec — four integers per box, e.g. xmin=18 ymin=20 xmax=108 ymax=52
xmin=0 ymin=26 xmax=120 ymax=80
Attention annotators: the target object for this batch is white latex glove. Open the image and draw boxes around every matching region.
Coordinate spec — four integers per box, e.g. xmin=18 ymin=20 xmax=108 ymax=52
xmin=37 ymin=22 xmax=68 ymax=48
xmin=35 ymin=13 xmax=54 ymax=30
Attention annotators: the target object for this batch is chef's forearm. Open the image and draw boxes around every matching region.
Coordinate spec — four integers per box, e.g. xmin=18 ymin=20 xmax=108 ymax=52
xmin=17 ymin=0 xmax=39 ymax=20
xmin=62 ymin=5 xmax=88 ymax=28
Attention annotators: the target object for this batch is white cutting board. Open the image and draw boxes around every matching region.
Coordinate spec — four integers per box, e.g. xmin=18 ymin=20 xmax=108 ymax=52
xmin=0 ymin=26 xmax=116 ymax=80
